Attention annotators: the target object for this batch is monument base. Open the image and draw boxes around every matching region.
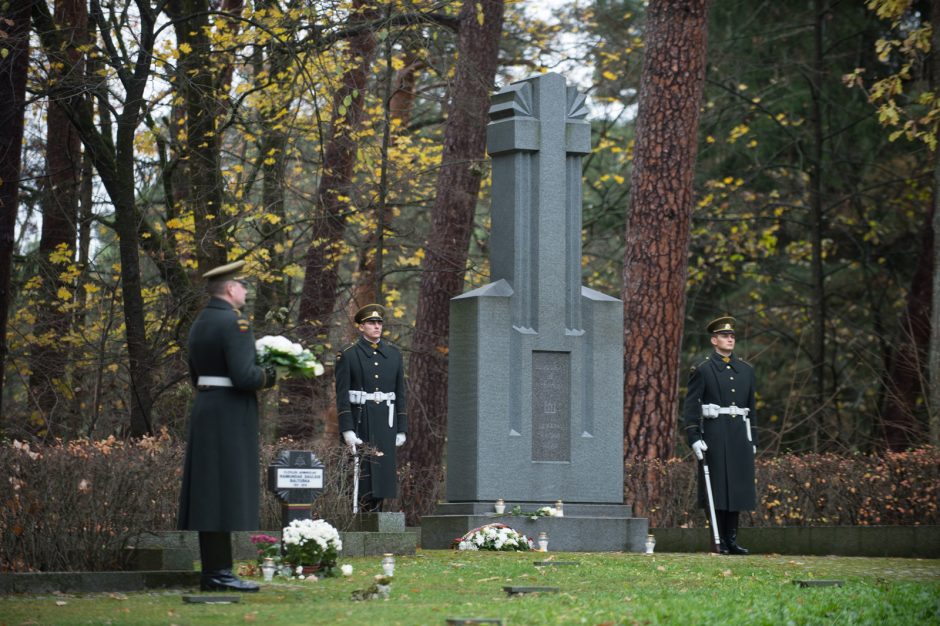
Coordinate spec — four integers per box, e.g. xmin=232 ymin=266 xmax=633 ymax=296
xmin=343 ymin=512 xmax=417 ymax=556
xmin=420 ymin=502 xmax=648 ymax=552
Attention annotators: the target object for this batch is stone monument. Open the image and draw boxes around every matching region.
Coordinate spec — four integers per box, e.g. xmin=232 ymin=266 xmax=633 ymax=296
xmin=421 ymin=72 xmax=647 ymax=551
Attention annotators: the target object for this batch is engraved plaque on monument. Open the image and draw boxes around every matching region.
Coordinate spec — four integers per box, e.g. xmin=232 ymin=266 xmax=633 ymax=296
xmin=532 ymin=351 xmax=570 ymax=462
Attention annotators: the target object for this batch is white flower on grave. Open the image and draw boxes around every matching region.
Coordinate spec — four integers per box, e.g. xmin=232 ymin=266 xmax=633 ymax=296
xmin=537 ymin=506 xmax=559 ymax=517
xmin=295 ymin=565 xmax=304 ymax=575
xmin=341 ymin=564 xmax=354 ymax=576
xmin=282 ymin=518 xmax=342 ymax=567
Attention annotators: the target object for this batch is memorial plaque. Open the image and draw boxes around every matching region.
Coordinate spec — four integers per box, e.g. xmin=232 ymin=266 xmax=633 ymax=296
xmin=276 ymin=467 xmax=323 ymax=490
xmin=532 ymin=351 xmax=570 ymax=462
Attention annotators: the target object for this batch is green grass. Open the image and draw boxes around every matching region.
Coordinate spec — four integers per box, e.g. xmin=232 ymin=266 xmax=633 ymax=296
xmin=1 ymin=551 xmax=938 ymax=625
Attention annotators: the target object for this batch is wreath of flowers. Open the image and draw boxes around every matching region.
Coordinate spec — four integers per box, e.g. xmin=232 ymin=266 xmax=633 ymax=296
xmin=452 ymin=523 xmax=534 ymax=552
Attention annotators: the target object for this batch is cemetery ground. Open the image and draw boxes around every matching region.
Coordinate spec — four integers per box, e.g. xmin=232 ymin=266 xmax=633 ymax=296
xmin=1 ymin=551 xmax=937 ymax=625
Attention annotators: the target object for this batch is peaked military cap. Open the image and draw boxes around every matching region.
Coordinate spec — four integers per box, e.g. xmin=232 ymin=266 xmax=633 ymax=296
xmin=202 ymin=260 xmax=246 ymax=281
xmin=706 ymin=315 xmax=736 ymax=334
xmin=354 ymin=304 xmax=385 ymax=324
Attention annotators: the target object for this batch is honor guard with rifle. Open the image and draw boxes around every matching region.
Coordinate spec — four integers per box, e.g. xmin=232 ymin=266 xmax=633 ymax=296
xmin=682 ymin=315 xmax=757 ymax=555
xmin=335 ymin=304 xmax=407 ymax=512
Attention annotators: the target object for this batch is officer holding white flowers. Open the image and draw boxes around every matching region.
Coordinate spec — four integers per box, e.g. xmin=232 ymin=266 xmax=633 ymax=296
xmin=682 ymin=315 xmax=757 ymax=555
xmin=335 ymin=304 xmax=407 ymax=511
xmin=178 ymin=260 xmax=277 ymax=592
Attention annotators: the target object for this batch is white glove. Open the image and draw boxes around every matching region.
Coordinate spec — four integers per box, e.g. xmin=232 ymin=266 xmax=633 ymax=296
xmin=692 ymin=439 xmax=708 ymax=461
xmin=342 ymin=430 xmax=362 ymax=453
xmin=395 ymin=433 xmax=406 ymax=447
xmin=753 ymin=445 xmax=757 ymax=455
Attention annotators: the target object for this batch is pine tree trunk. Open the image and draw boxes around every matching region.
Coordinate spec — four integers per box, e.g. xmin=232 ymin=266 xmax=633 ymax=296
xmin=0 ymin=0 xmax=32 ymax=428
xmin=622 ymin=0 xmax=710 ymax=462
xmin=29 ymin=0 xmax=87 ymax=438
xmin=401 ymin=0 xmax=505 ymax=523
xmin=292 ymin=0 xmax=380 ymax=438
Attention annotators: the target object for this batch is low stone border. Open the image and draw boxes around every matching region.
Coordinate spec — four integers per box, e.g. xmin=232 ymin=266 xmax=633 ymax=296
xmin=651 ymin=525 xmax=939 ymax=558
xmin=0 ymin=571 xmax=199 ymax=595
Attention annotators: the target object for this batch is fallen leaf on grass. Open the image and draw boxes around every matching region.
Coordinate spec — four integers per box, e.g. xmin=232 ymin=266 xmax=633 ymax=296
xmin=477 ymin=576 xmax=500 ymax=582
xmin=55 ymin=601 xmax=68 ymax=606
xmin=108 ymin=592 xmax=128 ymax=600
xmin=721 ymin=569 xmax=733 ymax=577
xmin=244 ymin=612 xmax=258 ymax=622
xmin=656 ymin=565 xmax=666 ymax=572
xmin=786 ymin=560 xmax=805 ymax=566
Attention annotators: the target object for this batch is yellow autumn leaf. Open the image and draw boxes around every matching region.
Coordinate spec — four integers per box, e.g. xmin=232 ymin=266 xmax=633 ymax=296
xmin=602 ymin=70 xmax=618 ymax=81
xmin=178 ymin=42 xmax=192 ymax=55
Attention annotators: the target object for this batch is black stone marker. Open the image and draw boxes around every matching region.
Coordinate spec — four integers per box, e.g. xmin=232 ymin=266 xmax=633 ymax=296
xmin=503 ymin=586 xmax=560 ymax=596
xmin=533 ymin=561 xmax=579 ymax=567
xmin=267 ymin=450 xmax=325 ymax=531
xmin=793 ymin=580 xmax=844 ymax=588
xmin=182 ymin=594 xmax=241 ymax=604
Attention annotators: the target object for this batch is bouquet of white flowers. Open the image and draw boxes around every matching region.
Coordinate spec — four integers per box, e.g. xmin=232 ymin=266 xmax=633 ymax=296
xmin=256 ymin=335 xmax=324 ymax=379
xmin=452 ymin=523 xmax=533 ymax=552
xmin=282 ymin=518 xmax=342 ymax=569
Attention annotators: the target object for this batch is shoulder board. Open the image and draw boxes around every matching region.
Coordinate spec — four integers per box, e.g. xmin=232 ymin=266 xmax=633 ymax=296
xmin=737 ymin=358 xmax=753 ymax=367
xmin=336 ymin=343 xmax=357 ymax=359
xmin=690 ymin=358 xmax=708 ymax=374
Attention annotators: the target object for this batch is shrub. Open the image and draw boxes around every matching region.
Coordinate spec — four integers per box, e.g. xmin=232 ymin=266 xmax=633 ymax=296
xmin=626 ymin=446 xmax=940 ymax=528
xmin=1 ymin=431 xmax=182 ymax=572
xmin=0 ymin=435 xmax=362 ymax=572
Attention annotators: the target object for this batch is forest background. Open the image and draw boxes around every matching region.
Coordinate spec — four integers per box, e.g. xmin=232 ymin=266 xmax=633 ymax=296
xmin=0 ymin=0 xmax=937 ymax=524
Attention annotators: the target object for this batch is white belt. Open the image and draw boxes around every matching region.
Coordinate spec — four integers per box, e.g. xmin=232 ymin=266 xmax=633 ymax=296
xmin=702 ymin=403 xmax=749 ymax=418
xmin=197 ymin=376 xmax=233 ymax=387
xmin=349 ymin=391 xmax=396 ymax=428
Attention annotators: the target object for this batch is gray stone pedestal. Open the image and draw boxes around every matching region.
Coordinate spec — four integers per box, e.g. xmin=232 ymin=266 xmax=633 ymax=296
xmin=342 ymin=512 xmax=417 ymax=556
xmin=421 ymin=502 xmax=648 ymax=552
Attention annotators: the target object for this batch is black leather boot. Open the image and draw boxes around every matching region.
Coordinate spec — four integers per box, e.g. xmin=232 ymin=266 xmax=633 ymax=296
xmin=725 ymin=511 xmax=749 ymax=555
xmin=198 ymin=531 xmax=260 ymax=592
xmin=200 ymin=569 xmax=260 ymax=592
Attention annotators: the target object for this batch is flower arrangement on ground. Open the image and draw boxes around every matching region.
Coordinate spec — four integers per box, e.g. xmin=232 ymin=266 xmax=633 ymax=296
xmin=256 ymin=335 xmax=324 ymax=378
xmin=249 ymin=533 xmax=281 ymax=565
xmin=282 ymin=518 xmax=342 ymax=574
xmin=452 ymin=523 xmax=534 ymax=551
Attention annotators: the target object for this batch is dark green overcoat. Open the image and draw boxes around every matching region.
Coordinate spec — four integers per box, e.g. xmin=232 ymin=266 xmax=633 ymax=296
xmin=334 ymin=336 xmax=407 ymax=500
xmin=682 ymin=352 xmax=757 ymax=511
xmin=178 ymin=297 xmax=274 ymax=531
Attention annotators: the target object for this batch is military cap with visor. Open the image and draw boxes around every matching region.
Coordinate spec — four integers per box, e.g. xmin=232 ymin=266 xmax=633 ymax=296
xmin=354 ymin=304 xmax=386 ymax=324
xmin=706 ymin=315 xmax=736 ymax=334
xmin=202 ymin=260 xmax=248 ymax=282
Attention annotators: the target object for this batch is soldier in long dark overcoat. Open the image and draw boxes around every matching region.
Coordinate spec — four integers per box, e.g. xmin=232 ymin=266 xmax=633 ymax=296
xmin=335 ymin=304 xmax=407 ymax=511
xmin=178 ymin=260 xmax=276 ymax=591
xmin=682 ymin=315 xmax=757 ymax=555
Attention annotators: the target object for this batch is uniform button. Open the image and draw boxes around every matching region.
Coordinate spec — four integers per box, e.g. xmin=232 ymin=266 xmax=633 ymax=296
xmin=730 ymin=377 xmax=734 ymax=380
xmin=731 ymin=389 xmax=736 ymax=393
xmin=374 ymin=374 xmax=379 ymax=379
xmin=374 ymin=362 xmax=379 ymax=366
xmin=373 ymin=351 xmax=377 ymax=355
xmin=726 ymin=366 xmax=731 ymax=369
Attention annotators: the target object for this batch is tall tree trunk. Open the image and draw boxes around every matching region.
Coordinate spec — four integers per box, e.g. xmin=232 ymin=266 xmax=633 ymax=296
xmin=0 ymin=0 xmax=32 ymax=429
xmin=168 ymin=0 xmax=241 ymax=271
xmin=253 ymin=30 xmax=293 ymax=334
xmin=401 ymin=0 xmax=505 ymax=523
xmin=806 ymin=0 xmax=831 ymax=451
xmin=292 ymin=0 xmax=380 ymax=438
xmin=622 ymin=0 xmax=710 ymax=462
xmin=33 ymin=0 xmax=158 ymax=436
xmin=882 ymin=196 xmax=932 ymax=449
xmin=345 ymin=51 xmax=424 ymax=323
xmin=928 ymin=0 xmax=940 ymax=447
xmin=29 ymin=0 xmax=87 ymax=438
